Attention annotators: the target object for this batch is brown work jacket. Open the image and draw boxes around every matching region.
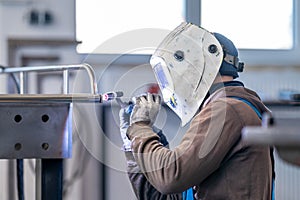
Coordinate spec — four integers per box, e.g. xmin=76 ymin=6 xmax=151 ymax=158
xmin=126 ymin=85 xmax=273 ymax=200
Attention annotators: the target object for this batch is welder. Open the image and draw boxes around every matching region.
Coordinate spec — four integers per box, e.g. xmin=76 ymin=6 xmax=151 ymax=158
xmin=119 ymin=22 xmax=273 ymax=200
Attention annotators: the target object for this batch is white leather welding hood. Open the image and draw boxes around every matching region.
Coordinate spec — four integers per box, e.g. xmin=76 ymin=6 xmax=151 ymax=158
xmin=150 ymin=22 xmax=224 ymax=126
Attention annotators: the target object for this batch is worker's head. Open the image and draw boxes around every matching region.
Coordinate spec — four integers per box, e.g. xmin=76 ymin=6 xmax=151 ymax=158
xmin=213 ymin=32 xmax=244 ymax=79
xmin=150 ymin=22 xmax=244 ymax=126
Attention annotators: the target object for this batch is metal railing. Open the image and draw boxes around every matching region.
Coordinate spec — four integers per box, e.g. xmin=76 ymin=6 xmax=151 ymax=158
xmin=0 ymin=63 xmax=109 ymax=104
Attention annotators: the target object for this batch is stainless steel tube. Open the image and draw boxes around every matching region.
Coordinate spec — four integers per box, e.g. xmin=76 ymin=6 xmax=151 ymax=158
xmin=0 ymin=94 xmax=102 ymax=103
xmin=1 ymin=63 xmax=98 ymax=94
xmin=63 ymin=70 xmax=69 ymax=94
xmin=19 ymin=71 xmax=25 ymax=94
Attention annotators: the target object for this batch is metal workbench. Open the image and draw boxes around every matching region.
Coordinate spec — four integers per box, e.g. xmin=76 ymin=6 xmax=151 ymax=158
xmin=0 ymin=63 xmax=116 ymax=200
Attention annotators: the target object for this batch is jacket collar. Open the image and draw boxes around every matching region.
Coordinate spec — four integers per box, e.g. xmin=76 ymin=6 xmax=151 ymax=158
xmin=199 ymin=81 xmax=244 ymax=111
xmin=209 ymin=81 xmax=244 ymax=95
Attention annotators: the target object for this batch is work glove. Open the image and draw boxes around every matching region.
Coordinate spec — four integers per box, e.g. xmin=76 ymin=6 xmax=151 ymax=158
xmin=119 ymin=103 xmax=134 ymax=151
xmin=130 ymin=93 xmax=161 ymax=126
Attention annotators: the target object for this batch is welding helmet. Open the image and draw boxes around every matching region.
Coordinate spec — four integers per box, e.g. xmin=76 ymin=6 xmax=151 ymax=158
xmin=150 ymin=22 xmax=223 ymax=126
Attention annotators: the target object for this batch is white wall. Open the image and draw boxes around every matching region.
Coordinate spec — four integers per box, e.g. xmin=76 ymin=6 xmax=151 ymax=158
xmin=0 ymin=0 xmax=75 ymax=39
xmin=240 ymin=66 xmax=300 ymax=101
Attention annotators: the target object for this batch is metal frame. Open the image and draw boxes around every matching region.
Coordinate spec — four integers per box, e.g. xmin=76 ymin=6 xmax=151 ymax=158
xmin=0 ymin=63 xmax=98 ymax=95
xmin=0 ymin=63 xmax=100 ymax=200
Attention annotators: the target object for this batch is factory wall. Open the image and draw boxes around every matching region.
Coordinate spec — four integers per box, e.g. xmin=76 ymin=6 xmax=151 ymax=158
xmin=0 ymin=0 xmax=300 ymax=200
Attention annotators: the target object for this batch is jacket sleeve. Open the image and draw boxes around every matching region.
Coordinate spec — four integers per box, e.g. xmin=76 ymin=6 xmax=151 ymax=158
xmin=125 ymin=151 xmax=182 ymax=200
xmin=127 ymin=100 xmax=244 ymax=194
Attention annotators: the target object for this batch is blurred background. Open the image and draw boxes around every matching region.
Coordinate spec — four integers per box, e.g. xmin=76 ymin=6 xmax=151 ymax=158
xmin=0 ymin=0 xmax=300 ymax=199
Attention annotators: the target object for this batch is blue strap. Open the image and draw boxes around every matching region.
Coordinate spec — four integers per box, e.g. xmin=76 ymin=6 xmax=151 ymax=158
xmin=229 ymin=96 xmax=262 ymax=119
xmin=272 ymin=179 xmax=275 ymax=200
xmin=182 ymin=188 xmax=193 ymax=200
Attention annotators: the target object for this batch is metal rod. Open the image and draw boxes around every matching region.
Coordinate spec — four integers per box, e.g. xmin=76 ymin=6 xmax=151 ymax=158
xmin=16 ymin=72 xmax=25 ymax=200
xmin=36 ymin=159 xmax=42 ymax=200
xmin=19 ymin=72 xmax=25 ymax=94
xmin=242 ymin=126 xmax=300 ymax=145
xmin=0 ymin=94 xmax=102 ymax=103
xmin=1 ymin=63 xmax=98 ymax=94
xmin=63 ymin=70 xmax=69 ymax=94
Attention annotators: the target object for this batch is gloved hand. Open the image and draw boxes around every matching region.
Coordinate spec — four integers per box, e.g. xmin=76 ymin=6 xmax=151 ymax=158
xmin=130 ymin=93 xmax=161 ymax=126
xmin=119 ymin=104 xmax=134 ymax=151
